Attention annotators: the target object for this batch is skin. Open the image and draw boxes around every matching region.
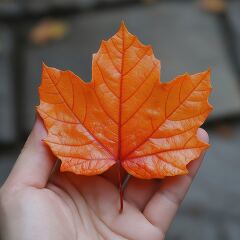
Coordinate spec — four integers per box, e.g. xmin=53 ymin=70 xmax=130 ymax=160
xmin=0 ymin=117 xmax=209 ymax=240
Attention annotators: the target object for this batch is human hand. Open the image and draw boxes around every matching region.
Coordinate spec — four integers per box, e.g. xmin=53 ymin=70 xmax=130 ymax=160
xmin=0 ymin=116 xmax=209 ymax=240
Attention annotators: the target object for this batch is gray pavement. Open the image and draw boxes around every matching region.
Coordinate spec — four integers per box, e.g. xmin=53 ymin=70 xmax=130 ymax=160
xmin=0 ymin=25 xmax=16 ymax=142
xmin=0 ymin=152 xmax=17 ymax=184
xmin=167 ymin=214 xmax=219 ymax=240
xmin=227 ymin=1 xmax=240 ymax=71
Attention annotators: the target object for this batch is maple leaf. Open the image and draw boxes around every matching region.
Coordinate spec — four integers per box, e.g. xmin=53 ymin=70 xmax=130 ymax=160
xmin=37 ymin=22 xmax=213 ymax=212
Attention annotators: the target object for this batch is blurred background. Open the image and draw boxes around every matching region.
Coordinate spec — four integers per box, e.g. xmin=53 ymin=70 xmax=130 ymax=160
xmin=0 ymin=0 xmax=240 ymax=239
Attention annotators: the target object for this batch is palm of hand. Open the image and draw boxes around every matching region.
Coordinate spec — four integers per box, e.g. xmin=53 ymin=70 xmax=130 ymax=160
xmin=24 ymin=172 xmax=164 ymax=240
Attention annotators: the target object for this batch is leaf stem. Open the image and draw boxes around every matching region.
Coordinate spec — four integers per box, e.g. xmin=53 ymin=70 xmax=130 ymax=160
xmin=118 ymin=162 xmax=123 ymax=213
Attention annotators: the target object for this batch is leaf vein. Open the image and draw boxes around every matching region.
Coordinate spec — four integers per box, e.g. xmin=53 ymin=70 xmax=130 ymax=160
xmin=123 ymin=71 xmax=209 ymax=159
xmin=44 ymin=67 xmax=114 ymax=158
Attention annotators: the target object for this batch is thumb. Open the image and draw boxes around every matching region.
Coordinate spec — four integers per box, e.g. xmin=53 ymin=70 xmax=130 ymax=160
xmin=5 ymin=115 xmax=56 ymax=188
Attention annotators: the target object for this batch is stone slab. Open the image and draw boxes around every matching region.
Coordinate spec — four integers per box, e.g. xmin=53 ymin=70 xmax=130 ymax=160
xmin=224 ymin=220 xmax=240 ymax=240
xmin=227 ymin=1 xmax=240 ymax=70
xmin=24 ymin=0 xmax=96 ymax=12
xmin=22 ymin=0 xmax=136 ymax=12
xmin=0 ymin=25 xmax=16 ymax=142
xmin=0 ymin=153 xmax=16 ymax=186
xmin=25 ymin=2 xmax=240 ymax=130
xmin=166 ymin=214 xmax=218 ymax=240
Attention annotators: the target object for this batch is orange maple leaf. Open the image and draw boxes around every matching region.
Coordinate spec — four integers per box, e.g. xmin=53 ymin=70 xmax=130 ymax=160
xmin=37 ymin=22 xmax=212 ymax=212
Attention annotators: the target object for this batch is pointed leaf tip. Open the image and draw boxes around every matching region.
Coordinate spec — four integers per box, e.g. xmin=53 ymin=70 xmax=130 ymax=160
xmin=42 ymin=62 xmax=46 ymax=68
xmin=120 ymin=20 xmax=126 ymax=28
xmin=119 ymin=20 xmax=128 ymax=33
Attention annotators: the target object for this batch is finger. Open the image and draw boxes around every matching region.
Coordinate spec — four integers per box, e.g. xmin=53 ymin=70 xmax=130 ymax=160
xmin=124 ymin=177 xmax=159 ymax=211
xmin=143 ymin=128 xmax=209 ymax=233
xmin=5 ymin=115 xmax=56 ymax=188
